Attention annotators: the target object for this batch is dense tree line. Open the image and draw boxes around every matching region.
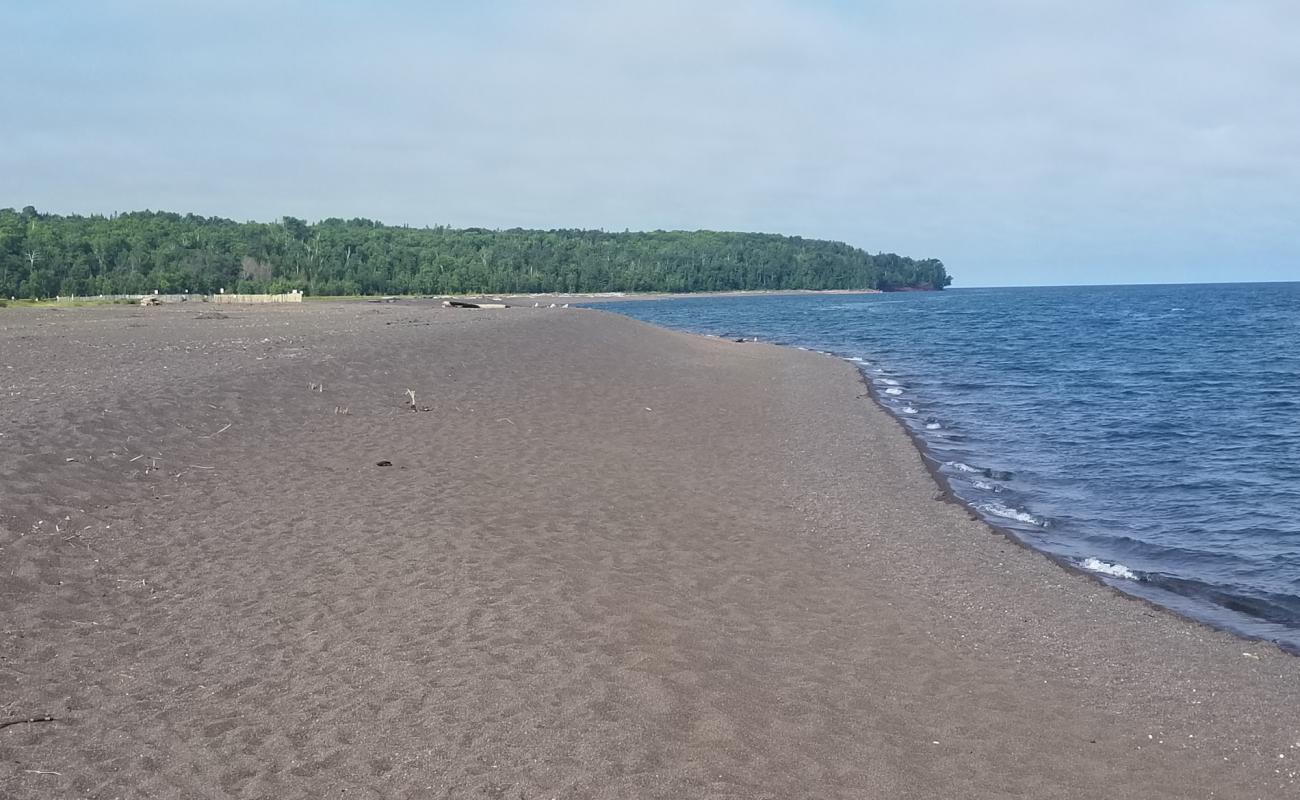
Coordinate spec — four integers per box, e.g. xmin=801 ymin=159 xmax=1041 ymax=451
xmin=0 ymin=207 xmax=951 ymax=298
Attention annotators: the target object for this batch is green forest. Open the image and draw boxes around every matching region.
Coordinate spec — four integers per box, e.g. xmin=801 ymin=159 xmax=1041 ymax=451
xmin=0 ymin=207 xmax=951 ymax=298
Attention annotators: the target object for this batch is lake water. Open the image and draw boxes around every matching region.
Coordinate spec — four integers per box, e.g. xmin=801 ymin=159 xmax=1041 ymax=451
xmin=592 ymin=284 xmax=1300 ymax=651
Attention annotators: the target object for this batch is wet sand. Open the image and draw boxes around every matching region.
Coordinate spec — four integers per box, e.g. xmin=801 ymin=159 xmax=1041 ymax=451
xmin=1 ymin=302 xmax=1296 ymax=799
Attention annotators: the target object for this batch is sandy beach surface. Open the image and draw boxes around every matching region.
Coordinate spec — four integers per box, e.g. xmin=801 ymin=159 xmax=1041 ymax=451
xmin=2 ymin=302 xmax=1297 ymax=799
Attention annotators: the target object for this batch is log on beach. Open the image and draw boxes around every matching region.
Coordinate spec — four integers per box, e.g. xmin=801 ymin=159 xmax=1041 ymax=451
xmin=0 ymin=302 xmax=1296 ymax=799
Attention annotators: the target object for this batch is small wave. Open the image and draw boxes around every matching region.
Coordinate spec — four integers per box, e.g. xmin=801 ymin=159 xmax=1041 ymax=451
xmin=1081 ymin=557 xmax=1139 ymax=580
xmin=982 ymin=468 xmax=1014 ymax=481
xmin=978 ymin=502 xmax=1047 ymax=527
xmin=847 ymin=356 xmax=866 ymax=363
xmin=901 ymin=405 xmax=918 ymax=414
xmin=884 ymin=387 xmax=904 ymax=395
xmin=945 ymin=460 xmax=981 ymax=473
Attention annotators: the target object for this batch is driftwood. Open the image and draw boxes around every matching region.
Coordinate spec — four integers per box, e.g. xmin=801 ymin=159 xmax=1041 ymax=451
xmin=405 ymin=388 xmax=430 ymax=412
xmin=442 ymin=300 xmax=508 ymax=309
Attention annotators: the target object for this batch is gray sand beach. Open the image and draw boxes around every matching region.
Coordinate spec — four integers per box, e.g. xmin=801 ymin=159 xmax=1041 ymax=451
xmin=2 ymin=302 xmax=1297 ymax=798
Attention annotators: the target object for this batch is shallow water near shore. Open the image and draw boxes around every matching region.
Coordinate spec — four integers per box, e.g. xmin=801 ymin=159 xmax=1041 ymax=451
xmin=591 ymin=283 xmax=1300 ymax=651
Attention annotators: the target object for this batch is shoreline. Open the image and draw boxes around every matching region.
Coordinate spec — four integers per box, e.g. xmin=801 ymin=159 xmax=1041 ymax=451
xmin=852 ymin=353 xmax=1300 ymax=655
xmin=2 ymin=302 xmax=1297 ymax=798
xmin=587 ymin=299 xmax=1300 ymax=656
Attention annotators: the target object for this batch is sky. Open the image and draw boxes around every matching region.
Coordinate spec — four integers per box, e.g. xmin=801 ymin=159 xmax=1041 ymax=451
xmin=3 ymin=1 xmax=1298 ymax=287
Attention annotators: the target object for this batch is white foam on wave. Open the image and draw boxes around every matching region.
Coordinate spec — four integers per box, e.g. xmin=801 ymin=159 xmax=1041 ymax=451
xmin=901 ymin=405 xmax=918 ymax=414
xmin=971 ymin=480 xmax=994 ymax=490
xmin=1081 ymin=557 xmax=1139 ymax=580
xmin=880 ymin=378 xmax=901 ymax=386
xmin=848 ymin=356 xmax=866 ymax=363
xmin=884 ymin=387 xmax=904 ymax=395
xmin=925 ymin=422 xmax=942 ymax=430
xmin=978 ymin=502 xmax=1046 ymax=527
xmin=945 ymin=460 xmax=980 ymax=473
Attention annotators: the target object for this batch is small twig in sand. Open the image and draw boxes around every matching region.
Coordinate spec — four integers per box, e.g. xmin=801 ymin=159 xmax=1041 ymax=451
xmin=129 ymin=454 xmax=143 ymax=463
xmin=23 ymin=769 xmax=61 ymax=776
xmin=63 ymin=534 xmax=93 ymax=551
xmin=208 ymin=423 xmax=232 ymax=437
xmin=188 ymin=465 xmax=214 ymax=470
xmin=496 ymin=417 xmax=515 ymax=426
xmin=0 ymin=715 xmax=56 ymax=730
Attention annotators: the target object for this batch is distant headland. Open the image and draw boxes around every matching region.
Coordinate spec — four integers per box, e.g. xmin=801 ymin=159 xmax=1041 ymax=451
xmin=0 ymin=207 xmax=950 ymax=299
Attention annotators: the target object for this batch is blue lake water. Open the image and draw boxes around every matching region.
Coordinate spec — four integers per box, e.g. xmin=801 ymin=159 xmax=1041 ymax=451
xmin=591 ymin=284 xmax=1300 ymax=651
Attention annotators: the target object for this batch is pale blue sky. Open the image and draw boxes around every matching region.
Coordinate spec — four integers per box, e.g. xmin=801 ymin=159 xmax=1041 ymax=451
xmin=3 ymin=1 xmax=1297 ymax=286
